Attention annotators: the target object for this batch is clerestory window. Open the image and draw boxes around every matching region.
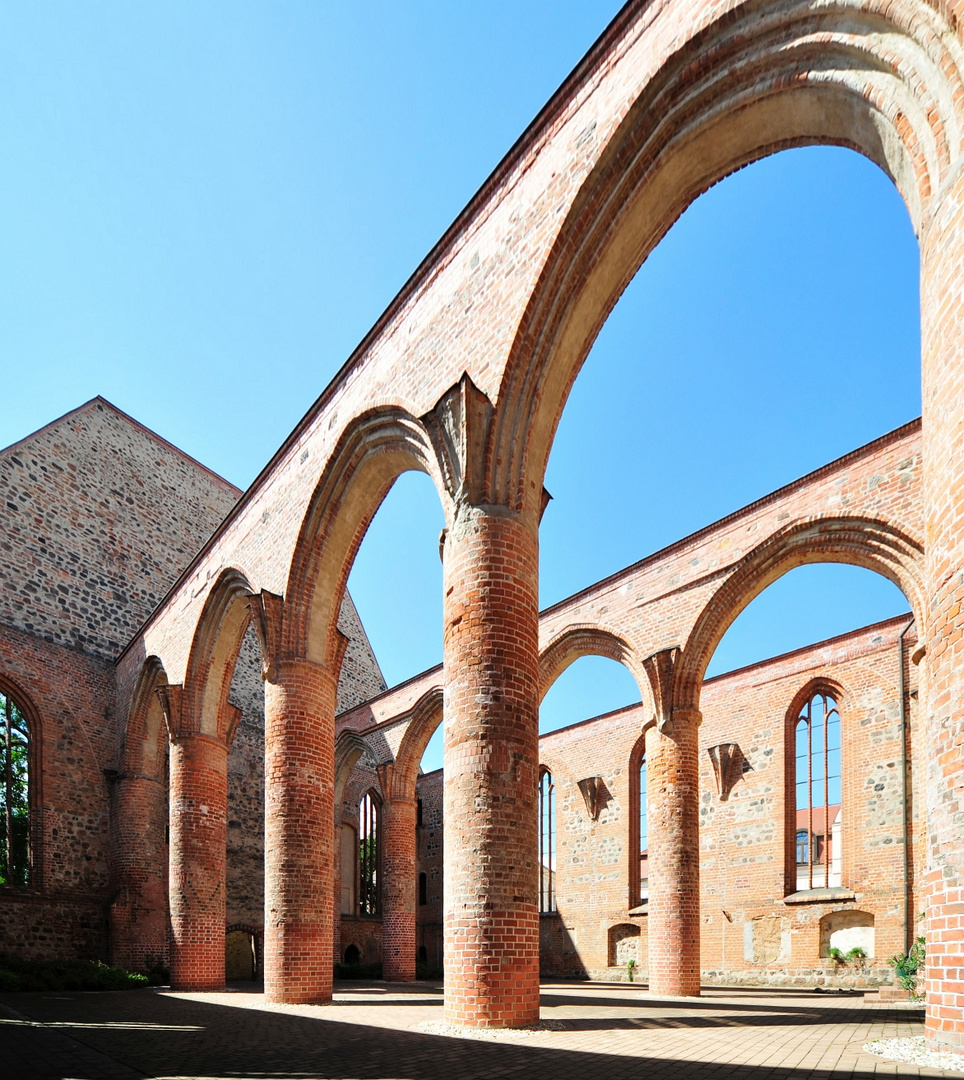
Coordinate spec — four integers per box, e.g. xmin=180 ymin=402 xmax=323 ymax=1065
xmin=539 ymin=768 xmax=556 ymax=913
xmin=0 ymin=688 xmax=31 ymax=888
xmin=794 ymin=690 xmax=842 ymax=890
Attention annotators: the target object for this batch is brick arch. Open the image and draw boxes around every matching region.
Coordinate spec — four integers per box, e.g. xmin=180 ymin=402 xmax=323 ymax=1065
xmin=334 ymin=730 xmax=374 ymax=810
xmin=388 ymin=687 xmax=445 ymax=801
xmin=490 ymin=0 xmax=963 ymax=514
xmin=122 ymin=656 xmax=169 ymax=779
xmin=282 ymin=407 xmax=449 ymax=673
xmin=538 ymin=625 xmax=653 ymax=716
xmin=182 ymin=568 xmax=261 ymax=744
xmin=675 ymin=516 xmax=924 ymax=711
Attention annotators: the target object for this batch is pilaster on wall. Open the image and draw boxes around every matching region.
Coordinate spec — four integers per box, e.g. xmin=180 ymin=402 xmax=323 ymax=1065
xmin=921 ymin=166 xmax=964 ymax=1055
xmin=264 ymin=657 xmax=337 ymax=1004
xmin=442 ymin=504 xmax=541 ymax=1028
xmin=109 ymin=773 xmax=168 ymax=973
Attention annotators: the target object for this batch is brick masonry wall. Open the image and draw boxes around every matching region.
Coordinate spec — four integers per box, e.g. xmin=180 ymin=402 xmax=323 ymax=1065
xmin=0 ymin=622 xmax=116 ymax=960
xmin=414 ymin=615 xmax=920 ymax=987
xmin=0 ymin=400 xmax=389 ymax=966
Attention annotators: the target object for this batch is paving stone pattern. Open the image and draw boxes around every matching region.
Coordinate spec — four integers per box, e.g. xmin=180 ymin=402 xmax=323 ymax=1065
xmin=0 ymin=983 xmax=958 ymax=1080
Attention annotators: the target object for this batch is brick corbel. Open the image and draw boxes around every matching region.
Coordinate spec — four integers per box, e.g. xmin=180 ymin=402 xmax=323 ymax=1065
xmin=642 ymin=647 xmax=680 ymax=734
xmin=155 ymin=683 xmax=184 ymax=741
xmin=421 ymin=372 xmax=493 ymax=508
xmin=248 ymin=590 xmax=284 ymax=682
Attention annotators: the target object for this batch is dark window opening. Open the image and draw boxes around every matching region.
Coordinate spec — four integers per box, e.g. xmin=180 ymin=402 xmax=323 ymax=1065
xmin=417 ymin=798 xmax=423 ymax=827
xmin=418 ymin=871 xmax=427 ymax=905
xmin=1 ymin=690 xmax=30 ymax=887
xmin=539 ymin=768 xmax=556 ymax=914
xmin=358 ymin=791 xmax=380 ymax=916
xmin=344 ymin=944 xmax=361 ymax=965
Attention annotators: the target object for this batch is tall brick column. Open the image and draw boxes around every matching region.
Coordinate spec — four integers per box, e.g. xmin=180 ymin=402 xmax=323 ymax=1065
xmin=264 ymin=657 xmax=336 ymax=1004
xmin=381 ymin=794 xmax=417 ymax=982
xmin=169 ymin=734 xmax=228 ymax=991
xmin=647 ymin=708 xmax=701 ymax=997
xmin=442 ymin=505 xmax=541 ymax=1028
xmin=110 ymin=774 xmax=168 ymax=973
xmin=920 ymin=172 xmax=964 ymax=1055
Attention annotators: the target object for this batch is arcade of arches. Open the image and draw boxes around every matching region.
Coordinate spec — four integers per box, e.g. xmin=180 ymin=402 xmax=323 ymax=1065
xmin=3 ymin=0 xmax=964 ymax=1054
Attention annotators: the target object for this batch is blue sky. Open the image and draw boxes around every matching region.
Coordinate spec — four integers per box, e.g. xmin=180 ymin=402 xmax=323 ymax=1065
xmin=1 ymin=4 xmax=918 ymax=772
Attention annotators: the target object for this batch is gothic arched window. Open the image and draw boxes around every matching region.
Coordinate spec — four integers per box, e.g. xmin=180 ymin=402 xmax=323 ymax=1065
xmin=639 ymin=755 xmax=649 ymax=901
xmin=539 ymin=768 xmax=556 ymax=913
xmin=358 ymin=791 xmax=380 ymax=916
xmin=1 ymin=688 xmax=31 ymax=887
xmin=794 ymin=690 xmax=842 ymax=890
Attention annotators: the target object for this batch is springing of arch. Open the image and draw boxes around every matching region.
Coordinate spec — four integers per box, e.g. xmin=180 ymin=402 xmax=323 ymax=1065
xmin=0 ymin=678 xmax=38 ymax=889
xmin=675 ymin=517 xmax=924 ymax=712
xmin=539 ymin=767 xmax=557 ymax=914
xmin=787 ymin=680 xmax=845 ymax=892
xmin=358 ymin=789 xmax=381 ymax=917
xmin=489 ymin=0 xmax=964 ymax=514
xmin=283 ymin=407 xmax=450 ymax=673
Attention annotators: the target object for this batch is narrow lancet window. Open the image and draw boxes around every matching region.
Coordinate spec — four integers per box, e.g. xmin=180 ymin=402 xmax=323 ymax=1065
xmin=795 ymin=691 xmax=841 ymax=890
xmin=0 ymin=690 xmax=30 ymax=887
xmin=539 ymin=768 xmax=556 ymax=913
xmin=639 ymin=756 xmax=649 ymax=900
xmin=358 ymin=791 xmax=380 ymax=916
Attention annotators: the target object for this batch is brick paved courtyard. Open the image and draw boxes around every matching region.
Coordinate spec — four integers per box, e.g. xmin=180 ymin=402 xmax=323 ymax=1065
xmin=0 ymin=982 xmax=958 ymax=1080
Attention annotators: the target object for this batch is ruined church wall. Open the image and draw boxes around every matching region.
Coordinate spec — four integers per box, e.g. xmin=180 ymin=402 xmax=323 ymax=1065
xmin=415 ymin=615 xmax=920 ymax=987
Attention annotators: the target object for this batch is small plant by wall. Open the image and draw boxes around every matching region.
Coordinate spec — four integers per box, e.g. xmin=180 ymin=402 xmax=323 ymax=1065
xmin=888 ymin=935 xmax=925 ymax=1001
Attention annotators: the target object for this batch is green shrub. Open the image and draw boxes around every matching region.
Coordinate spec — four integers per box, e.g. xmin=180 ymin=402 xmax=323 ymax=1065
xmin=827 ymin=946 xmax=845 ymax=965
xmin=846 ymin=946 xmax=867 ymax=962
xmin=0 ymin=953 xmax=148 ymax=992
xmin=888 ymin=934 xmax=925 ymax=1001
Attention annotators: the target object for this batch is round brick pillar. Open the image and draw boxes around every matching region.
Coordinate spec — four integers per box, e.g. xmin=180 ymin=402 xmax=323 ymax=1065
xmin=381 ymin=795 xmax=417 ymax=982
xmin=110 ymin=774 xmax=168 ymax=973
xmin=169 ymin=733 xmax=228 ymax=991
xmin=647 ymin=708 xmax=701 ymax=997
xmin=442 ymin=506 xmax=541 ymax=1028
xmin=264 ymin=657 xmax=336 ymax=1004
xmin=920 ymin=174 xmax=964 ymax=1056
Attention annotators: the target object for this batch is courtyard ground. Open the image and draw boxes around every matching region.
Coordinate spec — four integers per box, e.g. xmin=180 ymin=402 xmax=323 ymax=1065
xmin=0 ymin=981 xmax=958 ymax=1080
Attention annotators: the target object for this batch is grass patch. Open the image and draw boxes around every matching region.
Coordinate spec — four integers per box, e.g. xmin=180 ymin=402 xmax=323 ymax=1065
xmin=0 ymin=953 xmax=148 ymax=992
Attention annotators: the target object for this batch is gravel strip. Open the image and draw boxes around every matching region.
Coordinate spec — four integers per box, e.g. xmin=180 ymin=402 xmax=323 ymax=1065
xmin=864 ymin=1037 xmax=964 ymax=1073
xmin=417 ymin=1019 xmax=568 ymax=1040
